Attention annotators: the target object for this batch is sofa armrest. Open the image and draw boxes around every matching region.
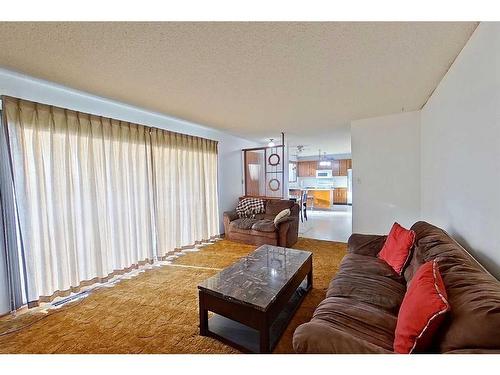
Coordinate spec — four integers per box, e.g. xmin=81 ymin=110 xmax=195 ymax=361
xmin=347 ymin=234 xmax=387 ymax=257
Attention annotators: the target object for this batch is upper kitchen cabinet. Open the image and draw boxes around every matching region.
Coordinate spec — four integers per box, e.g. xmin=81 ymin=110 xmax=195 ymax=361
xmin=339 ymin=159 xmax=348 ymax=176
xmin=298 ymin=161 xmax=317 ymax=177
xmin=297 ymin=159 xmax=351 ymax=177
xmin=332 ymin=159 xmax=352 ymax=176
xmin=297 ymin=161 xmax=308 ymax=177
xmin=332 ymin=160 xmax=340 ymax=176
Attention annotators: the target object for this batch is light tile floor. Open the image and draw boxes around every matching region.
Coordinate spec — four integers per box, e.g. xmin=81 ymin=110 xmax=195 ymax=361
xmin=298 ymin=205 xmax=352 ymax=243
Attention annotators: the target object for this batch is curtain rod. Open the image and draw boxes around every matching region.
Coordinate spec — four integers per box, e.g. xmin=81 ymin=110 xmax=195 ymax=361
xmin=1 ymin=95 xmax=219 ymax=145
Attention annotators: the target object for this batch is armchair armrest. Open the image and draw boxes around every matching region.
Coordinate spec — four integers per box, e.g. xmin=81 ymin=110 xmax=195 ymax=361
xmin=223 ymin=210 xmax=239 ymax=237
xmin=278 ymin=216 xmax=299 ymax=247
xmin=347 ymin=234 xmax=387 ymax=257
xmin=223 ymin=210 xmax=239 ymax=222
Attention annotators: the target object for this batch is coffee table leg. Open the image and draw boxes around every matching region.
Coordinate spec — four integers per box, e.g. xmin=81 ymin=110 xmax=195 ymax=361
xmin=199 ymin=291 xmax=208 ymax=336
xmin=307 ymin=265 xmax=313 ymax=289
xmin=259 ymin=315 xmax=270 ymax=353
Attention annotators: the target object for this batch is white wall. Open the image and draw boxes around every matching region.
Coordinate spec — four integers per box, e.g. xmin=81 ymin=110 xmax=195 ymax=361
xmin=0 ymin=68 xmax=258 ymax=314
xmin=0 ymin=68 xmax=258 ymax=229
xmin=351 ymin=111 xmax=421 ymax=234
xmin=421 ymin=22 xmax=500 ymax=278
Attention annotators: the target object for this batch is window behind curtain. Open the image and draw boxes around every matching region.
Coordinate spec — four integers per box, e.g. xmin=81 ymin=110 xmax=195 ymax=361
xmin=1 ymin=96 xmax=219 ymax=309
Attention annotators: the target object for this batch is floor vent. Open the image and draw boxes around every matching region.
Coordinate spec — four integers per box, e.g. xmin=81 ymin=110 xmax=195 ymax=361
xmin=51 ymin=291 xmax=89 ymax=308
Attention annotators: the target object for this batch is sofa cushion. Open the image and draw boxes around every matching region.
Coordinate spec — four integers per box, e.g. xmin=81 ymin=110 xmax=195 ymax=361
xmin=265 ymin=199 xmax=294 ymax=216
xmin=338 ymin=253 xmax=404 ymax=281
xmin=295 ymin=297 xmax=397 ymax=353
xmin=293 ymin=321 xmax=392 ymax=354
xmin=327 ymin=255 xmax=406 ymax=314
xmin=378 ymin=222 xmax=415 ymax=275
xmin=251 ymin=219 xmax=276 ymax=233
xmin=229 ymin=218 xmax=258 ymax=230
xmin=348 ymin=233 xmax=387 ymax=257
xmin=394 ymin=260 xmax=450 ymax=353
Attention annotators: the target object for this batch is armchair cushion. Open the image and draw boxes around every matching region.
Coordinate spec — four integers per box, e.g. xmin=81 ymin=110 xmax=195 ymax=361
xmin=251 ymin=219 xmax=276 ymax=233
xmin=274 ymin=208 xmax=291 ymax=227
xmin=229 ymin=218 xmax=258 ymax=230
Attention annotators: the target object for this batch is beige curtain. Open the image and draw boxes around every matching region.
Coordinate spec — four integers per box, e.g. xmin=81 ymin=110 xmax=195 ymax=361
xmin=151 ymin=130 xmax=219 ymax=256
xmin=3 ymin=96 xmax=219 ymax=304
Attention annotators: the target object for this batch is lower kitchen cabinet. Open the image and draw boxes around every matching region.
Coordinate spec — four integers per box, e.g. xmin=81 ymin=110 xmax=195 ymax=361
xmin=333 ymin=188 xmax=348 ymax=204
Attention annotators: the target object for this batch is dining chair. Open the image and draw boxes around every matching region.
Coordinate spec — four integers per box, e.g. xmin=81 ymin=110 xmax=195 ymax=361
xmin=301 ymin=190 xmax=308 ymax=222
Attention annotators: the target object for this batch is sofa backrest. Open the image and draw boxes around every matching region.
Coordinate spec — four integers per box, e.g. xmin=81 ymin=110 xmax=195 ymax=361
xmin=265 ymin=199 xmax=296 ymax=216
xmin=238 ymin=197 xmax=299 ymax=217
xmin=408 ymin=221 xmax=500 ymax=353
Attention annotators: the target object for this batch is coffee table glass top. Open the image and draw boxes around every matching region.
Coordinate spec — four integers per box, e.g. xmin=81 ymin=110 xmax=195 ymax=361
xmin=198 ymin=244 xmax=312 ymax=311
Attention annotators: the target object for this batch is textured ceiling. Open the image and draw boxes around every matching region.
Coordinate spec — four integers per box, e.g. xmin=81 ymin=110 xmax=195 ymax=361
xmin=0 ymin=22 xmax=477 ymax=154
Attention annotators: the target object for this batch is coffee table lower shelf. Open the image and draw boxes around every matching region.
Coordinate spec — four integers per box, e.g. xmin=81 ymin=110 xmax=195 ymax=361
xmin=200 ymin=280 xmax=310 ymax=353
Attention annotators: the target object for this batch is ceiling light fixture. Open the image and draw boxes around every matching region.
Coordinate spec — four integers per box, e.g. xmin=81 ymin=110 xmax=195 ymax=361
xmin=318 ymin=150 xmax=331 ymax=167
xmin=268 ymin=138 xmax=275 ymax=147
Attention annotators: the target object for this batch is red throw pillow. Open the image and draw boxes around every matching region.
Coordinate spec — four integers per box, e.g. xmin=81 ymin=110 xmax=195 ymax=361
xmin=394 ymin=260 xmax=450 ymax=353
xmin=378 ymin=222 xmax=415 ymax=275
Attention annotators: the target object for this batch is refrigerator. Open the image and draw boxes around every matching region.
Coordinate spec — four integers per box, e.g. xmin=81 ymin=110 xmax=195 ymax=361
xmin=347 ymin=169 xmax=353 ymax=204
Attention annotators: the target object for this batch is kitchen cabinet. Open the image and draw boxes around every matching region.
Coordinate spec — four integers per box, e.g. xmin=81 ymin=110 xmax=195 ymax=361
xmin=297 ymin=161 xmax=318 ymax=177
xmin=332 ymin=159 xmax=352 ymax=176
xmin=308 ymin=161 xmax=318 ymax=176
xmin=297 ymin=159 xmax=351 ymax=177
xmin=332 ymin=160 xmax=340 ymax=176
xmin=339 ymin=159 xmax=348 ymax=176
xmin=297 ymin=161 xmax=308 ymax=177
xmin=333 ymin=187 xmax=348 ymax=204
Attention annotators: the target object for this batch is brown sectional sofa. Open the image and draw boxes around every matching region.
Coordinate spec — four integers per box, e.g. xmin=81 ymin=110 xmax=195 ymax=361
xmin=293 ymin=221 xmax=500 ymax=353
xmin=223 ymin=198 xmax=299 ymax=248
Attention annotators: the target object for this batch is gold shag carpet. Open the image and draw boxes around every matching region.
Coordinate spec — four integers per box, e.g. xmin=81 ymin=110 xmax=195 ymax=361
xmin=0 ymin=238 xmax=346 ymax=353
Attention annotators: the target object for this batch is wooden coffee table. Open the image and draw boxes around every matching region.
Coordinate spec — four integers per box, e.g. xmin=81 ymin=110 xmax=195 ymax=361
xmin=198 ymin=244 xmax=312 ymax=353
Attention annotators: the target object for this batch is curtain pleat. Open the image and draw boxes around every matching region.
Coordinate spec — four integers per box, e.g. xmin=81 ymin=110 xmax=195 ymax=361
xmin=150 ymin=130 xmax=219 ymax=257
xmin=2 ymin=96 xmax=219 ymax=307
